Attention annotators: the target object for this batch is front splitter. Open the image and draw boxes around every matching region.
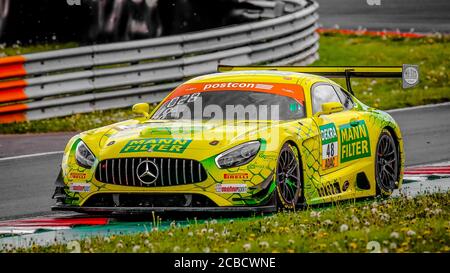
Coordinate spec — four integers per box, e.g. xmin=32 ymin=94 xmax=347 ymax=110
xmin=52 ymin=204 xmax=277 ymax=215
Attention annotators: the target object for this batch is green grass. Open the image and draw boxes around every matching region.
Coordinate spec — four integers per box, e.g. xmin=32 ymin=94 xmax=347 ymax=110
xmin=0 ymin=42 xmax=78 ymax=57
xmin=0 ymin=108 xmax=137 ymax=134
xmin=315 ymin=33 xmax=450 ymax=109
xmin=5 ymin=192 xmax=449 ymax=253
xmin=0 ymin=33 xmax=449 ymax=133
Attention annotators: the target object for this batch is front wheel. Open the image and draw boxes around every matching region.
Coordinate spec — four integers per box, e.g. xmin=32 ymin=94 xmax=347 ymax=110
xmin=275 ymin=142 xmax=303 ymax=210
xmin=375 ymin=129 xmax=399 ymax=196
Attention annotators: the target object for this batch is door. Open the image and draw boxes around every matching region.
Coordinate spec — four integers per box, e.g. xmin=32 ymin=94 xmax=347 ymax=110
xmin=310 ymin=83 xmax=362 ymax=176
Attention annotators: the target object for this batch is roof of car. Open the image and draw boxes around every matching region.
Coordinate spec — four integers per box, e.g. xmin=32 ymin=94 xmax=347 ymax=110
xmin=186 ymin=70 xmax=335 ymax=86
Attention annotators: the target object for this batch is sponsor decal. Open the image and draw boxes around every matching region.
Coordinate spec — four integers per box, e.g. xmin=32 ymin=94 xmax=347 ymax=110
xmin=223 ymin=173 xmax=249 ymax=180
xmin=69 ymin=183 xmax=91 ymax=193
xmin=320 ymin=123 xmax=339 ymax=169
xmin=340 ymin=120 xmax=371 ymax=163
xmin=215 ymin=184 xmax=248 ymax=193
xmin=248 ymin=163 xmax=267 ymax=169
xmin=258 ymin=153 xmax=276 ymax=160
xmin=203 ymin=82 xmax=269 ymax=91
xmin=69 ymin=172 xmax=87 ymax=179
xmin=342 ymin=180 xmax=350 ymax=192
xmin=317 ymin=180 xmax=341 ymax=197
xmin=164 ymin=82 xmax=305 ymax=104
xmin=120 ymin=138 xmax=192 ymax=154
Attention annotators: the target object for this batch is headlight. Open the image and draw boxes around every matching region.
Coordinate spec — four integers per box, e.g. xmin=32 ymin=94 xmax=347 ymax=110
xmin=215 ymin=141 xmax=260 ymax=168
xmin=75 ymin=141 xmax=96 ymax=169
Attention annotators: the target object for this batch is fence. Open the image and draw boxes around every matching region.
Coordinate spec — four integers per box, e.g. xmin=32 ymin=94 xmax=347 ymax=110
xmin=0 ymin=0 xmax=319 ymax=123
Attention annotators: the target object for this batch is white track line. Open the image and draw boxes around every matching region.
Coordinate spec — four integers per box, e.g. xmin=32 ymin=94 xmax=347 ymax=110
xmin=0 ymin=151 xmax=64 ymax=162
xmin=406 ymin=161 xmax=450 ymax=168
xmin=387 ymin=101 xmax=450 ymax=113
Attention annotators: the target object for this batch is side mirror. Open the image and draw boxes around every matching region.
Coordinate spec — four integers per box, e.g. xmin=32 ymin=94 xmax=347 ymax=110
xmin=132 ymin=103 xmax=150 ymax=119
xmin=314 ymin=102 xmax=344 ymax=117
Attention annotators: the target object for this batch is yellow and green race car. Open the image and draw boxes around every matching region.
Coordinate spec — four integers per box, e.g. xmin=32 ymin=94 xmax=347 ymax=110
xmin=52 ymin=65 xmax=419 ymax=213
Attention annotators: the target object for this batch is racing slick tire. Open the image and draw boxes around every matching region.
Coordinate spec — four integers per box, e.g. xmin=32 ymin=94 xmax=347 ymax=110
xmin=275 ymin=142 xmax=303 ymax=210
xmin=375 ymin=129 xmax=399 ymax=197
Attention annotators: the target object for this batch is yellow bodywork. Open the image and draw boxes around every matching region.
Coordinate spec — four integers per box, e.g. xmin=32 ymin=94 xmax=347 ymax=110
xmin=58 ymin=71 xmax=404 ymax=208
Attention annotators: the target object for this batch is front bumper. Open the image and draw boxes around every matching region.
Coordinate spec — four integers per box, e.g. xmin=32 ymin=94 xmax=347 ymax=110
xmin=53 ymin=165 xmax=277 ymax=212
xmin=56 ymin=140 xmax=279 ymax=210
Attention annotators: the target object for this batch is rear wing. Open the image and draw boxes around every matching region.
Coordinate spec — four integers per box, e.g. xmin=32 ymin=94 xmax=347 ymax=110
xmin=218 ymin=64 xmax=419 ymax=94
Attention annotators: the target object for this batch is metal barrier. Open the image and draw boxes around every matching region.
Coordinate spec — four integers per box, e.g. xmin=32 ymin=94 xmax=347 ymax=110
xmin=0 ymin=0 xmax=319 ymax=123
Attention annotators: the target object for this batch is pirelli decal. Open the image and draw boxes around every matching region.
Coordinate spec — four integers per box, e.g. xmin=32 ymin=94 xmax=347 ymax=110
xmin=339 ymin=120 xmax=371 ymax=163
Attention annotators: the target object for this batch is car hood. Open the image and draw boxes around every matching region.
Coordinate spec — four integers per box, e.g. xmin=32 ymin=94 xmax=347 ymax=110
xmin=80 ymin=119 xmax=289 ymax=161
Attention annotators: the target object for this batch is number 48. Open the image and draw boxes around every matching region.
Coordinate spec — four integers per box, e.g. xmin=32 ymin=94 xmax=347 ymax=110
xmin=326 ymin=143 xmax=335 ymax=157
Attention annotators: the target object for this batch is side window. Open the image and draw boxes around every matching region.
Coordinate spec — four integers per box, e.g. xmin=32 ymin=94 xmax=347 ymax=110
xmin=311 ymin=84 xmax=342 ymax=114
xmin=333 ymin=86 xmax=354 ymax=110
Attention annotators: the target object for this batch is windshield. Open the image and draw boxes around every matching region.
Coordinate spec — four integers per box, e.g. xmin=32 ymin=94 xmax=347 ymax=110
xmin=151 ymin=90 xmax=305 ymax=121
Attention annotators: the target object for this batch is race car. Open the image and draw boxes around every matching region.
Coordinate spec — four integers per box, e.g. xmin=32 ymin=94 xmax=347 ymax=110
xmin=52 ymin=65 xmax=419 ymax=213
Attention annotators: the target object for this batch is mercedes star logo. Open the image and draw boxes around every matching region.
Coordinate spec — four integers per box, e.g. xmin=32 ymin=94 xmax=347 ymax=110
xmin=136 ymin=160 xmax=159 ymax=185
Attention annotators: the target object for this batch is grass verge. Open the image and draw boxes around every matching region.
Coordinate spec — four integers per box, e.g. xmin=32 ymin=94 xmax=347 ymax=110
xmin=315 ymin=33 xmax=450 ymax=109
xmin=6 ymin=192 xmax=449 ymax=253
xmin=0 ymin=42 xmax=78 ymax=57
xmin=0 ymin=33 xmax=449 ymax=133
xmin=0 ymin=108 xmax=135 ymax=134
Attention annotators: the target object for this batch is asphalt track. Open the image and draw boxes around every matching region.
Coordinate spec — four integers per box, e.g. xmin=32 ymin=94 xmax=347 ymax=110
xmin=315 ymin=0 xmax=450 ymax=32
xmin=0 ymin=102 xmax=449 ymax=219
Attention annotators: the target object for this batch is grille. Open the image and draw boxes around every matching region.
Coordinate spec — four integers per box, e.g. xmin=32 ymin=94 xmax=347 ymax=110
xmin=95 ymin=158 xmax=208 ymax=187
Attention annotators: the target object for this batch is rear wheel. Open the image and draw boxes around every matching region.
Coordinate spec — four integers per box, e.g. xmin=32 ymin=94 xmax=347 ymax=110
xmin=275 ymin=143 xmax=302 ymax=210
xmin=375 ymin=129 xmax=399 ymax=196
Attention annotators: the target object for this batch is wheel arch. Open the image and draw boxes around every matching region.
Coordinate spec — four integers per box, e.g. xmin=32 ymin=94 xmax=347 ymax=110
xmin=283 ymin=139 xmax=306 ymax=204
xmin=381 ymin=125 xmax=403 ymax=189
